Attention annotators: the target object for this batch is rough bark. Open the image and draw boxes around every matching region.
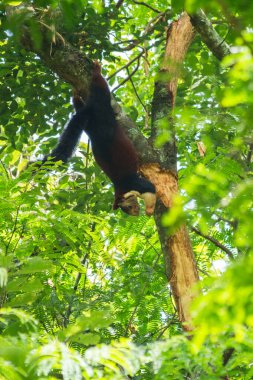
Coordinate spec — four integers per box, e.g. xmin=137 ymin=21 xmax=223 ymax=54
xmin=189 ymin=9 xmax=231 ymax=61
xmin=5 ymin=6 xmax=157 ymax=164
xmin=141 ymin=13 xmax=199 ymax=330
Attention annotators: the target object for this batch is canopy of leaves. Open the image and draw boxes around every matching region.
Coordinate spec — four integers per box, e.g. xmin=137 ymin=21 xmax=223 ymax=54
xmin=0 ymin=0 xmax=252 ymax=379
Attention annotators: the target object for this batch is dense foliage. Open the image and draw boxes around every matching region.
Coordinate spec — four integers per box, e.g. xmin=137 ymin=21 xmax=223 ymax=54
xmin=0 ymin=0 xmax=252 ymax=378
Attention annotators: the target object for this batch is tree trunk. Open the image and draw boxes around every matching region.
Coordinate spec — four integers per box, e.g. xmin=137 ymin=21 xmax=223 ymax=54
xmin=141 ymin=13 xmax=199 ymax=331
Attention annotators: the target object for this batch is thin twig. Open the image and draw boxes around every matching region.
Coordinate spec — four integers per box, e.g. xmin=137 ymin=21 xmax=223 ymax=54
xmin=140 ymin=232 xmax=160 ymax=256
xmin=191 ymin=226 xmax=234 ymax=260
xmin=112 ymin=62 xmax=140 ymax=92
xmin=116 ymin=11 xmax=166 ymax=51
xmin=197 ymin=266 xmax=210 ymax=277
xmin=156 ymin=315 xmax=177 ymax=339
xmin=108 ymin=37 xmax=165 ymax=84
xmin=107 ymin=50 xmax=145 ymax=81
xmin=132 ymin=0 xmax=161 ymax=13
xmin=215 ymin=216 xmax=238 ymax=229
xmin=143 ymin=11 xmax=166 ymax=34
xmin=126 ymin=64 xmax=148 ymax=114
xmin=5 ymin=205 xmax=21 ymax=255
xmin=112 ymin=29 xmax=163 ymax=52
xmin=124 ymin=303 xmax=139 ymax=336
xmin=12 ymin=224 xmax=26 ymax=254
xmin=112 ymin=38 xmax=139 ymax=49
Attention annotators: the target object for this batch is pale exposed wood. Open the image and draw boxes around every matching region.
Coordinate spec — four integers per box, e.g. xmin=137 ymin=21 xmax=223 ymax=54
xmin=141 ymin=162 xmax=199 ymax=330
xmin=161 ymin=12 xmax=195 ymax=107
xmin=140 ymin=163 xmax=178 ymax=208
xmin=160 ymin=13 xmax=199 ymax=331
xmin=169 ymin=225 xmax=199 ymax=327
xmin=143 ymin=13 xmax=199 ymax=331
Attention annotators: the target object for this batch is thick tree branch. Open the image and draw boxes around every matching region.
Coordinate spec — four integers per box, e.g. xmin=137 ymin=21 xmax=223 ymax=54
xmin=189 ymin=9 xmax=231 ymax=61
xmin=6 ymin=6 xmax=157 ymax=165
xmin=5 ymin=5 xmax=93 ymax=94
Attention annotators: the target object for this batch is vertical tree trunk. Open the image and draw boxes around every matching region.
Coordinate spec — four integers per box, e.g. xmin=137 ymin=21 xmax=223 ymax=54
xmin=140 ymin=13 xmax=199 ymax=331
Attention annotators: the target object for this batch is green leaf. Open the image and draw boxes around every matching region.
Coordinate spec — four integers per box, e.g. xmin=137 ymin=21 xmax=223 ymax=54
xmin=70 ymin=332 xmax=100 ymax=346
xmin=18 ymin=257 xmax=53 ymax=274
xmin=6 ymin=292 xmax=39 ymax=307
xmin=5 ymin=1 xmax=22 ymax=5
